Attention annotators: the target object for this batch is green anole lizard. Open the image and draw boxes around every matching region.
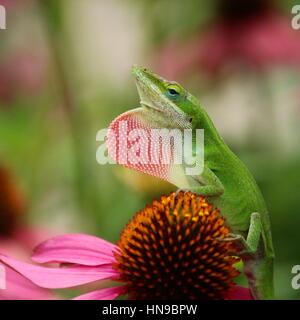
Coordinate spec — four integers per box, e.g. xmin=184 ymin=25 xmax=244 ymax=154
xmin=107 ymin=66 xmax=275 ymax=299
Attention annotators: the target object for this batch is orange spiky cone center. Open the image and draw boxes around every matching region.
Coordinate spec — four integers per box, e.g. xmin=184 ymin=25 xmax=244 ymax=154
xmin=114 ymin=191 xmax=240 ymax=300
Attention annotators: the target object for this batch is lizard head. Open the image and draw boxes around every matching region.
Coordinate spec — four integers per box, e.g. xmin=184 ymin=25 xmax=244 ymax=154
xmin=132 ymin=66 xmax=199 ymax=130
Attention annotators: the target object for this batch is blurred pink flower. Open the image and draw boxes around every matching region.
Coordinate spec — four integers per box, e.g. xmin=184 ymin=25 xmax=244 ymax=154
xmin=0 ymin=52 xmax=48 ymax=105
xmin=0 ymin=0 xmax=32 ymax=10
xmin=156 ymin=0 xmax=300 ymax=78
xmin=0 ymin=2 xmax=46 ymax=105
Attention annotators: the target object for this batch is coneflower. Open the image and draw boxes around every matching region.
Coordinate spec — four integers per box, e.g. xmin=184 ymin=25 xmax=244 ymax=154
xmin=0 ymin=192 xmax=252 ymax=300
xmin=156 ymin=0 xmax=300 ymax=77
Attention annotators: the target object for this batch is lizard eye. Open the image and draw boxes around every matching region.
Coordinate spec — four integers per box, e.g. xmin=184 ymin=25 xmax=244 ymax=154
xmin=166 ymin=84 xmax=181 ymax=99
xmin=168 ymin=88 xmax=179 ymax=96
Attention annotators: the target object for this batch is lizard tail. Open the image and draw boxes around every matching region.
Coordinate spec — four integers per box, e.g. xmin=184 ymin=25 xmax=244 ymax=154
xmin=244 ymin=256 xmax=274 ymax=300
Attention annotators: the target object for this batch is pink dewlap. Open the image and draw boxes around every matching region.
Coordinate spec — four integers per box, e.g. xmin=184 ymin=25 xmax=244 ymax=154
xmin=106 ymin=110 xmax=171 ymax=182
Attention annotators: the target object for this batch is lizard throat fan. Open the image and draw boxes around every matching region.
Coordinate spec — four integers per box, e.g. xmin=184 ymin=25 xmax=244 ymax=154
xmin=106 ymin=109 xmax=171 ymax=182
xmin=106 ymin=108 xmax=198 ymax=190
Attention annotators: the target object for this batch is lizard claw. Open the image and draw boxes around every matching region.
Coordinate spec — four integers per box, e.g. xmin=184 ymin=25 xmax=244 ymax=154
xmin=174 ymin=188 xmax=190 ymax=198
xmin=217 ymin=233 xmax=251 ymax=256
xmin=174 ymin=188 xmax=202 ymax=198
xmin=217 ymin=233 xmax=242 ymax=242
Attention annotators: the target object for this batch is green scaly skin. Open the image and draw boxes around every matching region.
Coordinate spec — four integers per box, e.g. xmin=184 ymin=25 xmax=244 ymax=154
xmin=126 ymin=66 xmax=275 ymax=299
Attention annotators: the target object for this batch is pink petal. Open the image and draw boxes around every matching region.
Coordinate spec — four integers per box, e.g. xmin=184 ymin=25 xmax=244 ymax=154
xmin=73 ymin=286 xmax=126 ymax=300
xmin=32 ymin=233 xmax=118 ymax=266
xmin=0 ymin=263 xmax=57 ymax=300
xmin=0 ymin=254 xmax=118 ymax=289
xmin=227 ymin=286 xmax=253 ymax=300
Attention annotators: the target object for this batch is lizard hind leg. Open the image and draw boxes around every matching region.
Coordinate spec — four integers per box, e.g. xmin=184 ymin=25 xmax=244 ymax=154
xmin=220 ymin=212 xmax=262 ymax=255
xmin=219 ymin=212 xmax=274 ymax=299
